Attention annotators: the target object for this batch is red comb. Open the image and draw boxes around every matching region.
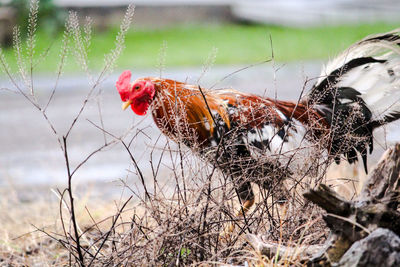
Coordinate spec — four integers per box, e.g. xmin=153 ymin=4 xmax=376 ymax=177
xmin=116 ymin=70 xmax=132 ymax=92
xmin=116 ymin=70 xmax=132 ymax=101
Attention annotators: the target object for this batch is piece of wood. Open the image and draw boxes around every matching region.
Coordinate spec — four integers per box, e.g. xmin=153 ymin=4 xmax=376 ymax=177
xmin=305 ymin=143 xmax=400 ymax=265
xmin=248 ymin=144 xmax=400 ymax=266
xmin=358 ymin=143 xmax=400 ymax=207
xmin=245 ymin=234 xmax=323 ymax=261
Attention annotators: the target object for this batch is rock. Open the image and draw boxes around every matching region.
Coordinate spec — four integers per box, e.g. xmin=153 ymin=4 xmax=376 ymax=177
xmin=338 ymin=228 xmax=400 ymax=267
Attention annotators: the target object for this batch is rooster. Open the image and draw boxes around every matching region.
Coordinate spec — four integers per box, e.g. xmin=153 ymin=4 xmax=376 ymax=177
xmin=116 ymin=30 xmax=400 ymax=223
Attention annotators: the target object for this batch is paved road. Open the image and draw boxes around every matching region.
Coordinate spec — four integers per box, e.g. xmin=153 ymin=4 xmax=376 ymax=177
xmin=1 ymin=62 xmax=399 ymax=199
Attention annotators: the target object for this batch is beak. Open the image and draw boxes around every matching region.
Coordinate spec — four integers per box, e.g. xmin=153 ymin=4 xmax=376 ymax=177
xmin=122 ymin=100 xmax=132 ymax=110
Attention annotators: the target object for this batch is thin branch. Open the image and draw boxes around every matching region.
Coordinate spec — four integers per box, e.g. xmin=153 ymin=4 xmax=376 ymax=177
xmin=210 ymin=59 xmax=271 ymax=89
xmin=63 ymin=136 xmax=85 ymax=265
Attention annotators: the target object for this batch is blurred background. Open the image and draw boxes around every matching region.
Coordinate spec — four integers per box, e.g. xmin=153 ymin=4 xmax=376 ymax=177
xmin=0 ymin=0 xmax=399 ymax=200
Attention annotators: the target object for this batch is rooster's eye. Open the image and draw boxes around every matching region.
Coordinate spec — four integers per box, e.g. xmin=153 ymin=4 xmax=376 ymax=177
xmin=134 ymin=86 xmax=140 ymax=90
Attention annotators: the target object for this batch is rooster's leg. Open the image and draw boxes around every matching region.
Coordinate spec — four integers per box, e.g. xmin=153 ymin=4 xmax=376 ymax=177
xmin=237 ymin=181 xmax=255 ymax=216
xmin=221 ymin=180 xmax=255 ymax=237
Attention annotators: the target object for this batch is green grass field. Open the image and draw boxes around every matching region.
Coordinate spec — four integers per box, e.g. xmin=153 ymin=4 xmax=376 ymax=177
xmin=1 ymin=22 xmax=399 ymax=73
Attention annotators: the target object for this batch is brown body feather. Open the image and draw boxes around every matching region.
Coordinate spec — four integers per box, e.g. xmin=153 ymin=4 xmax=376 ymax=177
xmin=140 ymin=77 xmax=329 ymax=152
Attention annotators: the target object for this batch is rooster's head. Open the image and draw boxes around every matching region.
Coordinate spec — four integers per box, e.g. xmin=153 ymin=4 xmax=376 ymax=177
xmin=116 ymin=70 xmax=156 ymax=115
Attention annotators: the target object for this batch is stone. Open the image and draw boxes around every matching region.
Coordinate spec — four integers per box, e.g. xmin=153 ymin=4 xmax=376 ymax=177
xmin=338 ymin=228 xmax=400 ymax=267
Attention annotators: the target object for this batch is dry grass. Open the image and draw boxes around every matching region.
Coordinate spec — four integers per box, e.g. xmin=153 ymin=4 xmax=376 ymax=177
xmin=0 ymin=158 xmax=364 ymax=266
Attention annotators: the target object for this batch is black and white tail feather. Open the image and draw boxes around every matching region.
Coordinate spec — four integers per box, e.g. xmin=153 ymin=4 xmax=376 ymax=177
xmin=306 ymin=29 xmax=400 ymax=172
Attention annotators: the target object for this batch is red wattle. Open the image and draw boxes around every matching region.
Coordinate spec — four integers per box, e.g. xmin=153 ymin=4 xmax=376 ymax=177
xmin=132 ymin=100 xmax=149 ymax=115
